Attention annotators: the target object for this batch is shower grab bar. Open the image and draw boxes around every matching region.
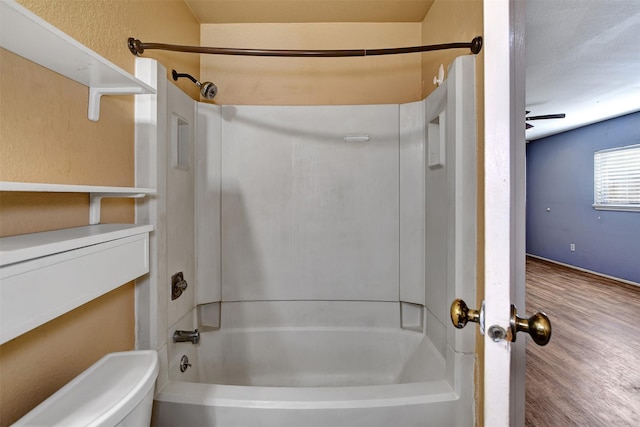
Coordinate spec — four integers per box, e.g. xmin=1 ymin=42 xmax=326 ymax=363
xmin=128 ymin=36 xmax=482 ymax=58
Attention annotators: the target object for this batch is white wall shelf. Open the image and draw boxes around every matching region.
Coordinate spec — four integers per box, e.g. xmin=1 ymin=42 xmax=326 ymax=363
xmin=0 ymin=181 xmax=155 ymax=224
xmin=0 ymin=1 xmax=157 ymax=345
xmin=0 ymin=224 xmax=154 ymax=344
xmin=0 ymin=223 xmax=154 ymax=267
xmin=0 ymin=0 xmax=155 ymax=121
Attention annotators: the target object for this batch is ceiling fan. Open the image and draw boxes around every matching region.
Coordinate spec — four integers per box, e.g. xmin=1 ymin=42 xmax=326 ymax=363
xmin=526 ymin=111 xmax=566 ymax=129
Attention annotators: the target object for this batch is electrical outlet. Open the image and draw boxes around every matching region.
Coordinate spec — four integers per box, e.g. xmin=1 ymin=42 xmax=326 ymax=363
xmin=570 ymin=243 xmax=576 ymax=252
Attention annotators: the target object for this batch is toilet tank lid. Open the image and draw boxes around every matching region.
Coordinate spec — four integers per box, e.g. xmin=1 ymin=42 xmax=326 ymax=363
xmin=13 ymin=350 xmax=159 ymax=427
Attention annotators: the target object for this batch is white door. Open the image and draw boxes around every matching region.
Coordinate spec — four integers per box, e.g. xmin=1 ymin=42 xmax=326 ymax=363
xmin=483 ymin=0 xmax=538 ymax=425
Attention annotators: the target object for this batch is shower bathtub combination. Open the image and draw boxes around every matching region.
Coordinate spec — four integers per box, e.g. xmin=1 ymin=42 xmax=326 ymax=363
xmin=134 ymin=54 xmax=478 ymax=426
xmin=154 ymin=301 xmax=473 ymax=426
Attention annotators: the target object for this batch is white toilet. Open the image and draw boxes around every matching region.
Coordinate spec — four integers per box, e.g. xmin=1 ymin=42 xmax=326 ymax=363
xmin=13 ymin=350 xmax=159 ymax=427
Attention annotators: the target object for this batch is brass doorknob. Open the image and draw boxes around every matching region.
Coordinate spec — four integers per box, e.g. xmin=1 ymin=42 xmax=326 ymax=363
xmin=510 ymin=305 xmax=552 ymax=346
xmin=450 ymin=299 xmax=481 ymax=329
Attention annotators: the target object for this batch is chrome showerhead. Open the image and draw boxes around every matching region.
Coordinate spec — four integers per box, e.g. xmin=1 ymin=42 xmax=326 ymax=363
xmin=198 ymin=81 xmax=218 ymax=100
xmin=172 ymin=69 xmax=217 ymax=100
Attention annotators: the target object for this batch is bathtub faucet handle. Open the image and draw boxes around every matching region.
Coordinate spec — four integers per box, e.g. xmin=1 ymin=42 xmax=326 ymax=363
xmin=171 ymin=272 xmax=188 ymax=300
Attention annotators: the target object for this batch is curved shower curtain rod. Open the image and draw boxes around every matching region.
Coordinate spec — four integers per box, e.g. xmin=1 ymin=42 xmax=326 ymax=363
xmin=127 ymin=36 xmax=482 ymax=58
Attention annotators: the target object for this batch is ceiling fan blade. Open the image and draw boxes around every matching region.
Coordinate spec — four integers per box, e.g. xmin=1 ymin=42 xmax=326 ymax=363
xmin=526 ymin=113 xmax=566 ymax=121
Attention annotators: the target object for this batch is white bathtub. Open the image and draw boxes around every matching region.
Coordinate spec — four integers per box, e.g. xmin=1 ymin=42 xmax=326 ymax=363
xmin=152 ymin=302 xmax=474 ymax=427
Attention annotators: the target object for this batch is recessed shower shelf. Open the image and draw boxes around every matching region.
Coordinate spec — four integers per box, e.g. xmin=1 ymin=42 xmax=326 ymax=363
xmin=0 ymin=181 xmax=156 ymax=225
xmin=0 ymin=0 xmax=155 ymax=121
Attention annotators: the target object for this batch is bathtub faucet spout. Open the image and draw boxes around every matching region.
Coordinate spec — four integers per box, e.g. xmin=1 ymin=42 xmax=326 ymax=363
xmin=173 ymin=329 xmax=200 ymax=344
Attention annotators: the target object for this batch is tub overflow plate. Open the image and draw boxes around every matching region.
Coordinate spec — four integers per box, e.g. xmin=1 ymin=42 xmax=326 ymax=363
xmin=179 ymin=355 xmax=192 ymax=373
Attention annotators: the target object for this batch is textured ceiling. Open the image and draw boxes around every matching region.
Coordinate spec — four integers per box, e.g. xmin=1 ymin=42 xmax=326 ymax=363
xmin=525 ymin=0 xmax=640 ymax=140
xmin=185 ymin=1 xmax=435 ymax=23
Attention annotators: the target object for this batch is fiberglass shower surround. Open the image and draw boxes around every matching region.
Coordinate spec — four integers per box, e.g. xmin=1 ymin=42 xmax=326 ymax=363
xmin=135 ymin=52 xmax=478 ymax=426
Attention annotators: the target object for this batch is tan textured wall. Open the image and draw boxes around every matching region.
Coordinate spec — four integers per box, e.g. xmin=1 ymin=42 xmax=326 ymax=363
xmin=200 ymin=23 xmax=422 ymax=105
xmin=0 ymin=50 xmax=135 ymax=190
xmin=421 ymin=1 xmax=484 ymax=424
xmin=420 ymin=0 xmax=483 ymax=99
xmin=0 ymin=2 xmax=199 ymax=425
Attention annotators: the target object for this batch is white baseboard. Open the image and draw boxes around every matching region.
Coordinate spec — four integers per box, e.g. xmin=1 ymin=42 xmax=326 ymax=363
xmin=526 ymin=254 xmax=640 ymax=288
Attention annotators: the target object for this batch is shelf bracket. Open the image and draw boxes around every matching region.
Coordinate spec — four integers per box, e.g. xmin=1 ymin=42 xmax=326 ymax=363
xmin=89 ymin=192 xmax=146 ymax=224
xmin=88 ymin=87 xmax=149 ymax=121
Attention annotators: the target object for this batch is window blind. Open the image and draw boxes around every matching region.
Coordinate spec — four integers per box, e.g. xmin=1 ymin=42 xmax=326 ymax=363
xmin=594 ymin=144 xmax=640 ymax=211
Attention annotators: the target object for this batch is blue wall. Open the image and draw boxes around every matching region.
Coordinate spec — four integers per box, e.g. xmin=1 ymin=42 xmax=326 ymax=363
xmin=526 ymin=112 xmax=640 ymax=284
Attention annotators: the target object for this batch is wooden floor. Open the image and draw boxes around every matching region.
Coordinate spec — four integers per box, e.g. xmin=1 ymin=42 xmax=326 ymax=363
xmin=525 ymin=257 xmax=640 ymax=426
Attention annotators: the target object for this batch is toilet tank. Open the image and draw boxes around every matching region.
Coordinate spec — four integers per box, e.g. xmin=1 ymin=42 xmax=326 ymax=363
xmin=13 ymin=350 xmax=159 ymax=427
